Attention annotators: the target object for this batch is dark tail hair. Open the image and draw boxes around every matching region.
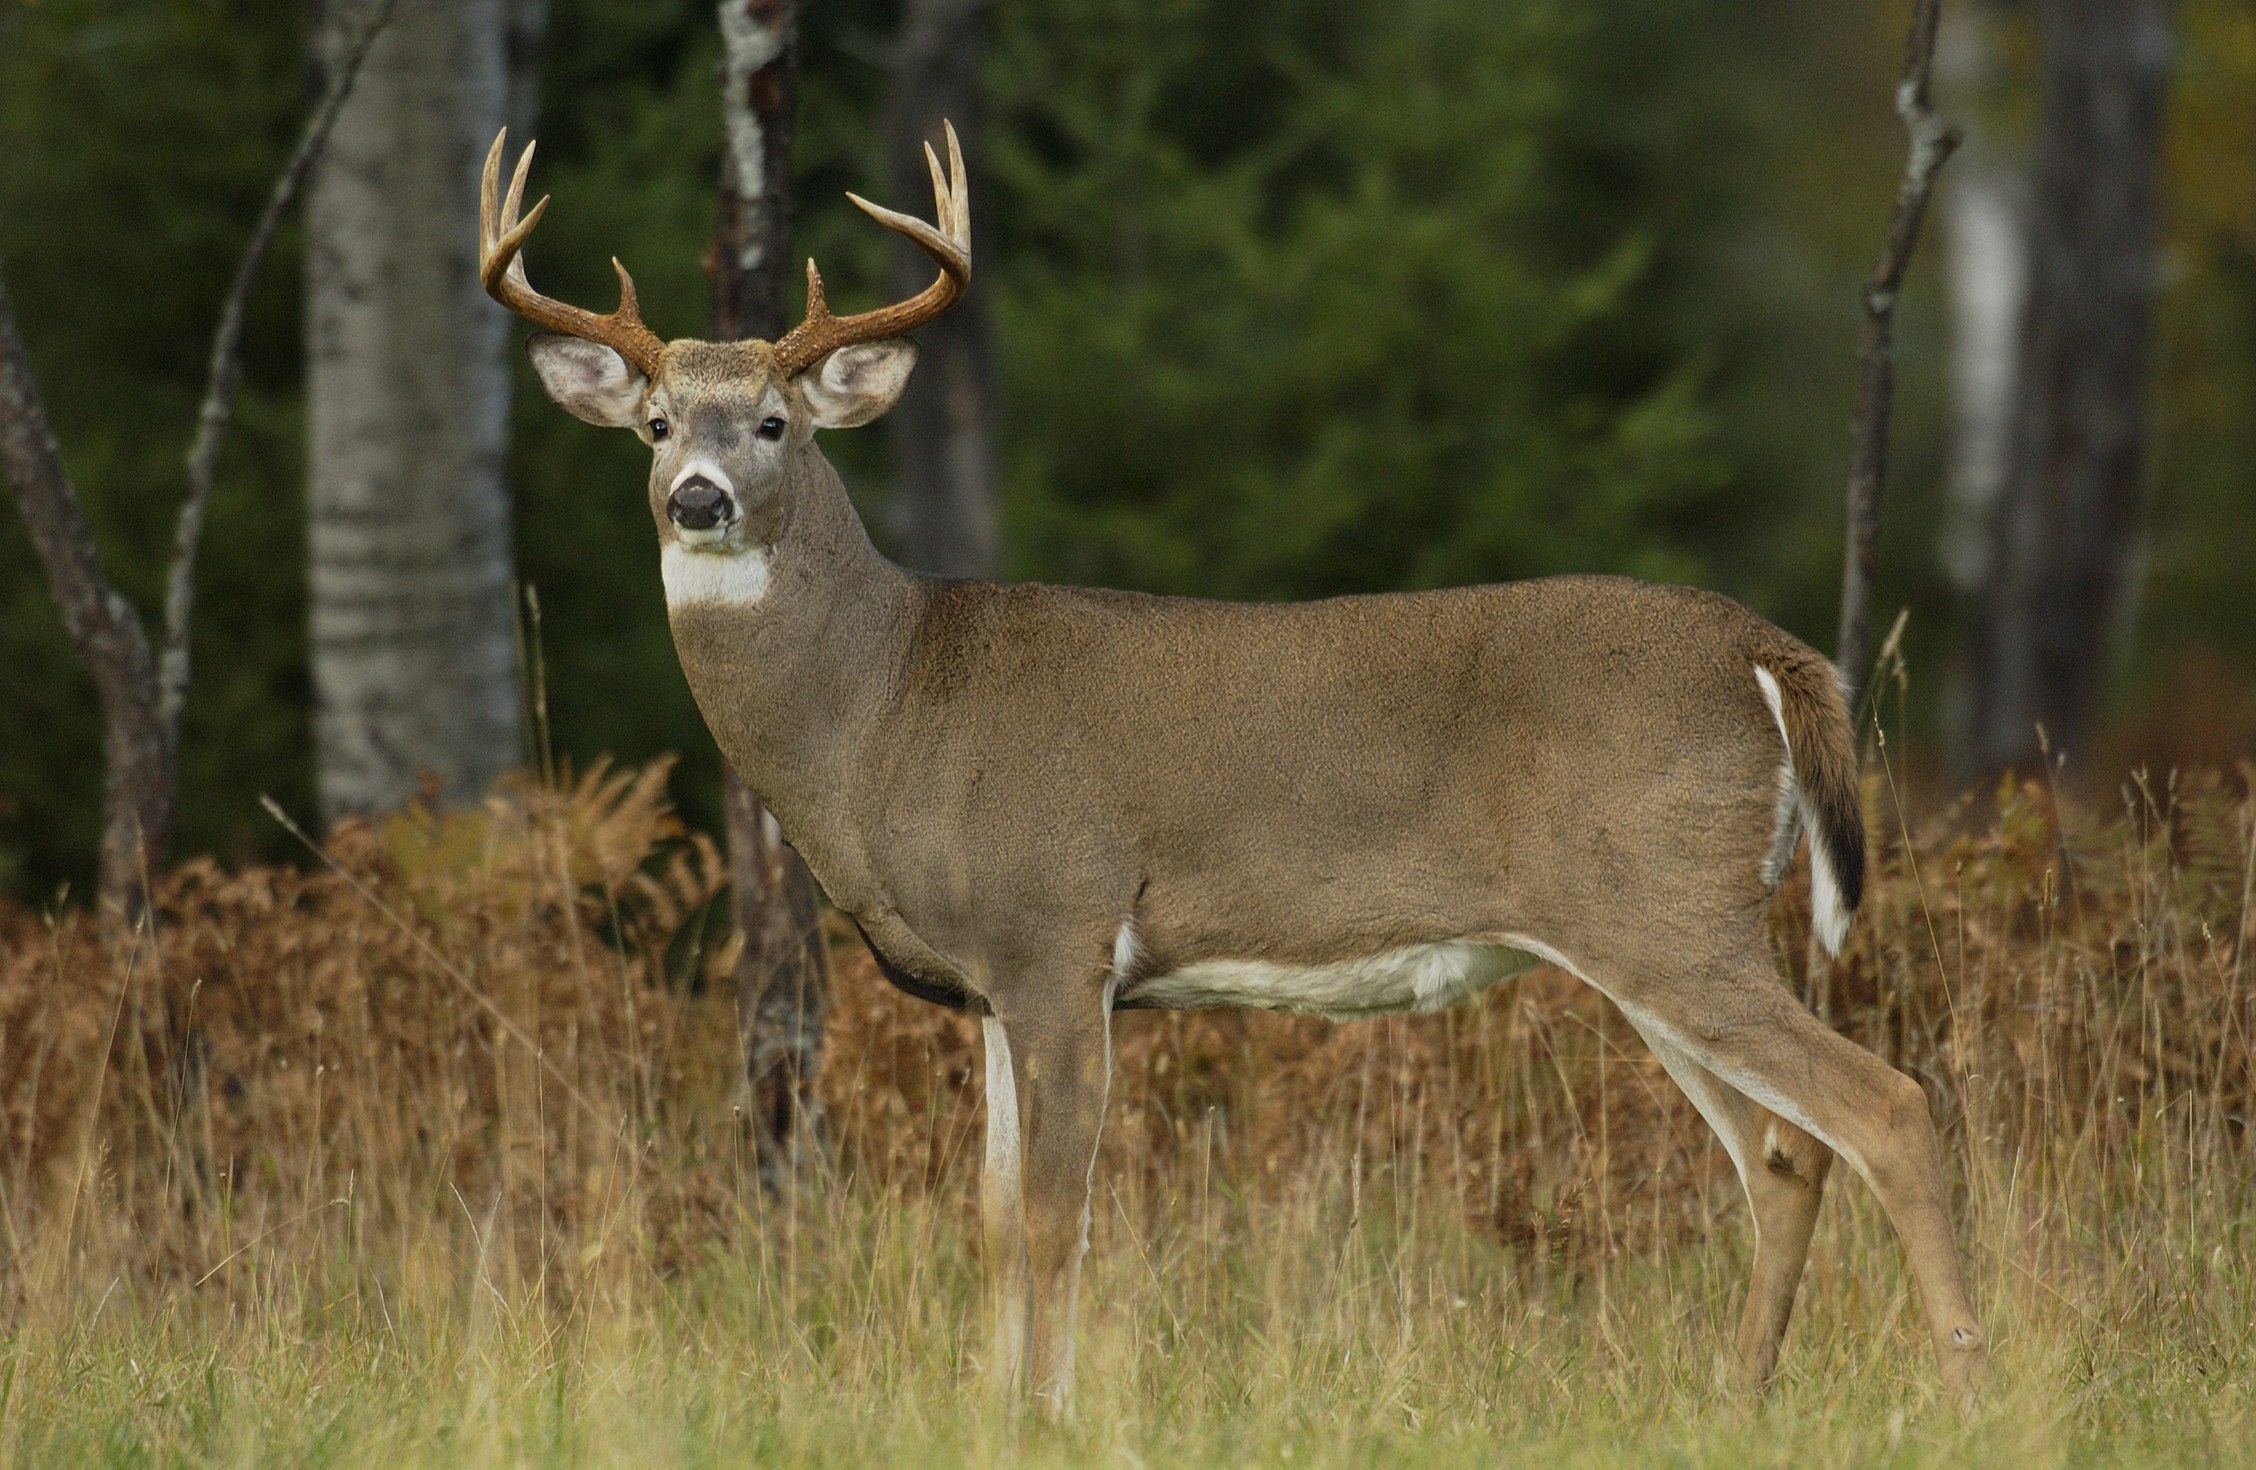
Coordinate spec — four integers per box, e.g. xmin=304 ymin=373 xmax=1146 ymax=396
xmin=1754 ymin=647 xmax=1865 ymax=954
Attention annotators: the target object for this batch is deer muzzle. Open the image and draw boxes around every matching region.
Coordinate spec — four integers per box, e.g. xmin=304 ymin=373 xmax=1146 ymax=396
xmin=668 ymin=475 xmax=735 ymax=534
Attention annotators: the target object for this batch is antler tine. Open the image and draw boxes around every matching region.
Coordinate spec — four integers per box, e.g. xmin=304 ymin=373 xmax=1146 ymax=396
xmin=475 ymin=128 xmax=667 ymax=377
xmin=928 ymin=124 xmax=970 ymax=244
xmin=924 ymin=140 xmax=948 ymax=227
xmin=772 ymin=119 xmax=973 ymax=377
xmin=479 ymin=128 xmax=505 ymax=245
xmin=946 ymin=121 xmax=970 ymax=241
xmin=496 ymin=135 xmax=539 ymax=281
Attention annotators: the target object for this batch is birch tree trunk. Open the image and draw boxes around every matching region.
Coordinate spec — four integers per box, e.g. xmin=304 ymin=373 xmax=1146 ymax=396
xmin=713 ymin=0 xmax=829 ymax=1192
xmin=1936 ymin=6 xmax=2028 ymax=599
xmin=884 ymin=0 xmax=997 ymax=578
xmin=1960 ymin=0 xmax=2172 ymax=777
xmin=306 ymin=0 xmax=525 ymax=823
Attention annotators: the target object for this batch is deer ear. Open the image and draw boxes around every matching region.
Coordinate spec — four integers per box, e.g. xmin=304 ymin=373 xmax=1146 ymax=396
xmin=798 ymin=340 xmax=917 ymax=429
xmin=526 ymin=333 xmax=648 ymax=428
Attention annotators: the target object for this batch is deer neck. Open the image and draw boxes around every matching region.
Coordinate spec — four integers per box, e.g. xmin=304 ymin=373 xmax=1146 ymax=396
xmin=660 ymin=453 xmax=923 ymax=850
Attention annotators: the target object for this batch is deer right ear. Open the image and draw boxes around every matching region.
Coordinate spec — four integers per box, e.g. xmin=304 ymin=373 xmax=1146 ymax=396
xmin=525 ymin=333 xmax=649 ymax=429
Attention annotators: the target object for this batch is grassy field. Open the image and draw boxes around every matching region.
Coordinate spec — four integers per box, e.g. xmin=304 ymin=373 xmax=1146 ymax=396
xmin=2 ymin=759 xmax=2252 ymax=1465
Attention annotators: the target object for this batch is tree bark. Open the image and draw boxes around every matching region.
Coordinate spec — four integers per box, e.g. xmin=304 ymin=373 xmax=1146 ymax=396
xmin=883 ymin=0 xmax=998 ymax=578
xmin=713 ymin=0 xmax=829 ymax=1191
xmin=1960 ymin=0 xmax=2173 ymax=778
xmin=306 ymin=0 xmax=526 ymax=823
xmin=504 ymin=0 xmax=549 ymax=140
xmin=1835 ymin=0 xmax=1958 ymax=712
xmin=0 ymin=278 xmax=168 ymax=928
xmin=1935 ymin=5 xmax=2028 ymax=599
xmin=720 ymin=769 xmax=828 ymax=1189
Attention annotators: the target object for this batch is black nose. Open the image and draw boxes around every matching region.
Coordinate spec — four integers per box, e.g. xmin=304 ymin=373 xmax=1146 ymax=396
xmin=667 ymin=477 xmax=733 ymax=531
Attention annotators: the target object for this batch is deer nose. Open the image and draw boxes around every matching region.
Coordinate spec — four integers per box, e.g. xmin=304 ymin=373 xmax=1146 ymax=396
xmin=668 ymin=477 xmax=734 ymax=532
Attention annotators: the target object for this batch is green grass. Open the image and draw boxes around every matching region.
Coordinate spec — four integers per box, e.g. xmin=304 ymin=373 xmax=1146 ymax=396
xmin=5 ymin=1153 xmax=2251 ymax=1468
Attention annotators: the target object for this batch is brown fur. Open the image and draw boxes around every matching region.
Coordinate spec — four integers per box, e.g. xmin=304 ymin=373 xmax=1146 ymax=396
xmin=512 ymin=246 xmax=1984 ymax=1413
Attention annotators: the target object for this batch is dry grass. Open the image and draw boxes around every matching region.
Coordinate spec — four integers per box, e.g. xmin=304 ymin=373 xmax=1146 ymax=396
xmin=1 ymin=757 xmax=2252 ymax=1465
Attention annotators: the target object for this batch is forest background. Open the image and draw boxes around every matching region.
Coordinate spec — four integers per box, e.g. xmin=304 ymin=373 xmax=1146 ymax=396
xmin=3 ymin=4 xmax=2255 ymax=1461
xmin=2 ymin=0 xmax=2252 ymax=899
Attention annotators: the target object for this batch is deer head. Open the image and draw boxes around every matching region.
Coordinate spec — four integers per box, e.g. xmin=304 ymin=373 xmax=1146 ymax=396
xmin=476 ymin=125 xmax=970 ymax=563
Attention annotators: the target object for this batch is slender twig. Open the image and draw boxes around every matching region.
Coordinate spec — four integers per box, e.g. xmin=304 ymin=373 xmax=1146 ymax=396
xmin=160 ymin=0 xmax=401 ymax=733
xmin=1836 ymin=0 xmax=1962 ymax=709
xmin=0 ymin=279 xmax=151 ymax=691
xmin=0 ymin=270 xmax=168 ymax=925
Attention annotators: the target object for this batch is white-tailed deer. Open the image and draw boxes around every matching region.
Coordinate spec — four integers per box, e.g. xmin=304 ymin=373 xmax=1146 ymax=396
xmin=480 ymin=126 xmax=1988 ymax=1407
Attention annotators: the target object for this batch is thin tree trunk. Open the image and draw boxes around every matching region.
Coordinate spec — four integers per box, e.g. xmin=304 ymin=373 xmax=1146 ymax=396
xmin=1935 ymin=6 xmax=2027 ymax=599
xmin=1961 ymin=0 xmax=2172 ymax=778
xmin=504 ymin=0 xmax=549 ymax=140
xmin=0 ymin=280 xmax=168 ymax=928
xmin=307 ymin=0 xmax=525 ymax=823
xmin=884 ymin=0 xmax=998 ymax=577
xmin=1836 ymin=0 xmax=1958 ymax=712
xmin=713 ymin=0 xmax=828 ymax=1191
xmin=720 ymin=770 xmax=828 ymax=1187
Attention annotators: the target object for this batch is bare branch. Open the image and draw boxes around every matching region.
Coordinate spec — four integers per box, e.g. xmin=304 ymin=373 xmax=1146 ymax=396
xmin=0 ymin=284 xmax=148 ymax=694
xmin=161 ymin=0 xmax=402 ymax=734
xmin=1 ymin=0 xmax=398 ymax=925
xmin=1836 ymin=0 xmax=1962 ymax=711
xmin=0 ymin=272 xmax=168 ymax=922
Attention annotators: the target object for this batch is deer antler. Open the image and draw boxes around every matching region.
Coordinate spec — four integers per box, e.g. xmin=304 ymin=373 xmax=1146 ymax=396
xmin=478 ymin=130 xmax=667 ymax=378
xmin=771 ymin=121 xmax=972 ymax=377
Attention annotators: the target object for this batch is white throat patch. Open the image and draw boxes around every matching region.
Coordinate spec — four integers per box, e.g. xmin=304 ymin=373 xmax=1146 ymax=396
xmin=661 ymin=542 xmax=771 ymax=608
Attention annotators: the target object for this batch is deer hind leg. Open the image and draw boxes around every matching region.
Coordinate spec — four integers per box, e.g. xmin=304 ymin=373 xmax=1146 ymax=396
xmin=1622 ymin=1014 xmax=1833 ymax=1391
xmin=994 ymin=992 xmax=1113 ymax=1413
xmin=1590 ymin=944 xmax=1987 ymax=1405
xmin=980 ymin=1015 xmax=1029 ymax=1394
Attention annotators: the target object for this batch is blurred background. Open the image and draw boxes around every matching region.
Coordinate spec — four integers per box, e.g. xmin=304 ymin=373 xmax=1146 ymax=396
xmin=2 ymin=0 xmax=2251 ymax=903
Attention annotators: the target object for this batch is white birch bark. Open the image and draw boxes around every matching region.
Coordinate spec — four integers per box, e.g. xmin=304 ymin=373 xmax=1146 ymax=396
xmin=1936 ymin=7 xmax=2028 ymax=594
xmin=306 ymin=0 xmax=523 ymax=821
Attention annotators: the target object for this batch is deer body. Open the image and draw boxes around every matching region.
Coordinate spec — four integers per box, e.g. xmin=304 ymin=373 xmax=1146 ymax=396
xmin=667 ymin=469 xmax=1806 ymax=1022
xmin=481 ymin=127 xmax=1989 ymax=1410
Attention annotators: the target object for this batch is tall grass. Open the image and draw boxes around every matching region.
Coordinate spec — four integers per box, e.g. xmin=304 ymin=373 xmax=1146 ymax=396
xmin=1 ymin=758 xmax=2251 ymax=1465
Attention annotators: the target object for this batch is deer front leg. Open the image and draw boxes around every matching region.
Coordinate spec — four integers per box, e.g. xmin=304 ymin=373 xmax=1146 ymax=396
xmin=997 ymin=995 xmax=1113 ymax=1413
xmin=979 ymin=1014 xmax=1028 ymax=1393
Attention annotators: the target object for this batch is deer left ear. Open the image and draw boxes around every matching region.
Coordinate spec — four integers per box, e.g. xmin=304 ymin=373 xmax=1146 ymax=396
xmin=798 ymin=340 xmax=917 ymax=429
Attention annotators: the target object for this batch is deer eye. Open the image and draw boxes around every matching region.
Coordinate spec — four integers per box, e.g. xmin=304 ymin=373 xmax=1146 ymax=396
xmin=757 ymin=416 xmax=786 ymax=441
xmin=648 ymin=417 xmax=670 ymax=441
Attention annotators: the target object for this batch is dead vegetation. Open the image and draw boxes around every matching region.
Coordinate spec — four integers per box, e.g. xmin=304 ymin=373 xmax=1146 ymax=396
xmin=2 ymin=756 xmax=2251 ymax=1326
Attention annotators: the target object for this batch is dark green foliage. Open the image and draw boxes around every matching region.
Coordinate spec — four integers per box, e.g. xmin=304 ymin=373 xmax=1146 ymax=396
xmin=2 ymin=1 xmax=2246 ymax=898
xmin=0 ymin=1 xmax=316 ymax=894
xmin=987 ymin=0 xmax=1729 ymax=598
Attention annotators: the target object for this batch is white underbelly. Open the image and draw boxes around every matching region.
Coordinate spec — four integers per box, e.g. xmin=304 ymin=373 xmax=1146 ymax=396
xmin=1117 ymin=939 xmax=1543 ymax=1019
